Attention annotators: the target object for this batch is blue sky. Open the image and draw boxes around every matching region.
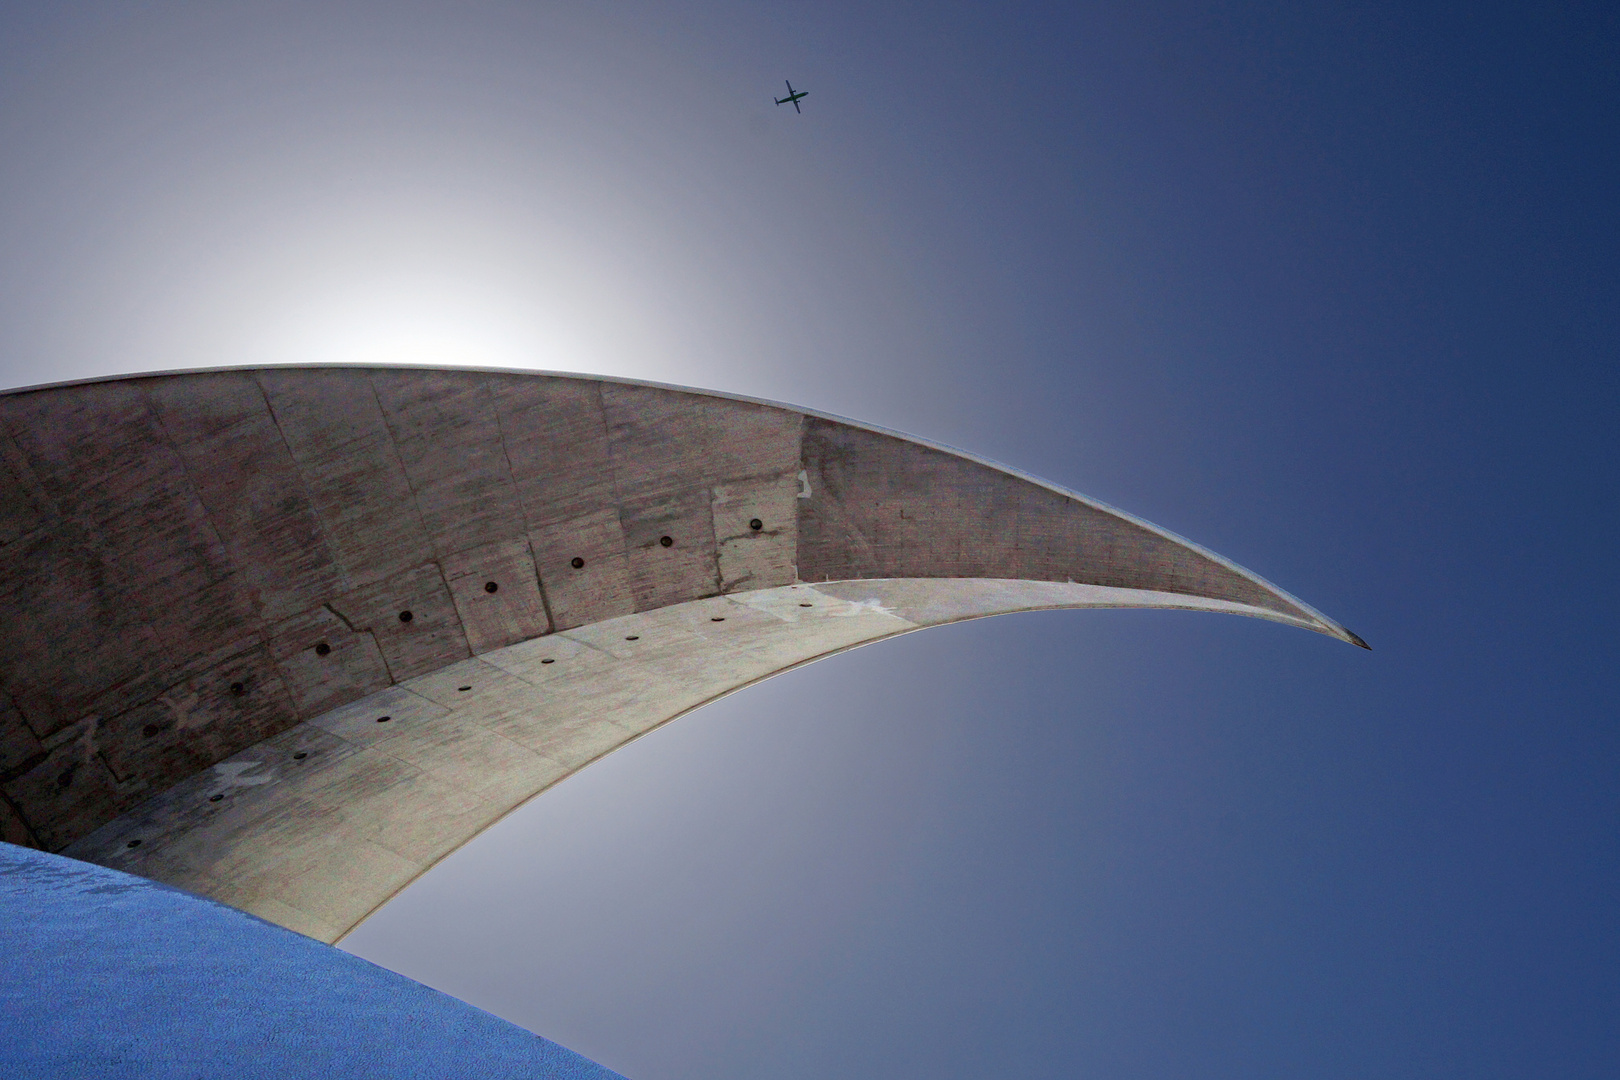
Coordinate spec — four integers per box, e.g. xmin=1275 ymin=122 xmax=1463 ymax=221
xmin=2 ymin=3 xmax=1616 ymax=1078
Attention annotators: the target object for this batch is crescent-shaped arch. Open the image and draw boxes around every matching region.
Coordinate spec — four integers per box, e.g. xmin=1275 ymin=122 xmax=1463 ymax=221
xmin=0 ymin=366 xmax=1363 ymax=942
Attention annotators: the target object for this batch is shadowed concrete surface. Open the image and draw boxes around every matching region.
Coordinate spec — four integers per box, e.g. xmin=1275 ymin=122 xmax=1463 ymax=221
xmin=0 ymin=367 xmax=1361 ymax=941
xmin=0 ymin=841 xmax=625 ymax=1079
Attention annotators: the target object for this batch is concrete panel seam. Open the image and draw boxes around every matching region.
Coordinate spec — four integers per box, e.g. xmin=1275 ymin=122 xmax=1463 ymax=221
xmin=323 ymin=602 xmax=362 ymax=633
xmin=365 ymin=372 xmax=439 ymax=560
xmin=251 ymin=372 xmax=354 ymax=593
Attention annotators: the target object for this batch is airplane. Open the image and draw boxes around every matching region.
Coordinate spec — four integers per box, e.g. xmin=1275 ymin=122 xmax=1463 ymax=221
xmin=775 ymin=80 xmax=808 ymax=113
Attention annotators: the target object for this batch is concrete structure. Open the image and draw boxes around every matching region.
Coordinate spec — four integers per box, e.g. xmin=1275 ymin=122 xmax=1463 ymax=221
xmin=0 ymin=366 xmax=1363 ymax=943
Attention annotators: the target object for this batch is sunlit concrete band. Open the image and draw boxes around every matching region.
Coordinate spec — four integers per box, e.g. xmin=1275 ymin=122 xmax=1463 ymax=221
xmin=0 ymin=366 xmax=1363 ymax=942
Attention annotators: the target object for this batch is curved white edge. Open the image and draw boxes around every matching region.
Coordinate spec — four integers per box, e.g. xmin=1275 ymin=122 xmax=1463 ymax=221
xmin=0 ymin=364 xmax=1365 ymax=648
xmin=62 ymin=578 xmax=1345 ymax=942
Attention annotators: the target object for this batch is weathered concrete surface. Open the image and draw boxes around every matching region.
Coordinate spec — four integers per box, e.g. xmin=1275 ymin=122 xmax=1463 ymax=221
xmin=60 ymin=581 xmax=1294 ymax=942
xmin=0 ymin=367 xmax=1362 ymax=935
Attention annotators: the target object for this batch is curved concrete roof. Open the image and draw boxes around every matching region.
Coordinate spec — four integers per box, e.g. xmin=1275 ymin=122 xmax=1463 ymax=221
xmin=0 ymin=366 xmax=1363 ymax=941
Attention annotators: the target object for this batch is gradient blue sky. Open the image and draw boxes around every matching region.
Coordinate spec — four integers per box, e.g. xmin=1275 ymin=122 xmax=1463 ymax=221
xmin=2 ymin=4 xmax=1616 ymax=1079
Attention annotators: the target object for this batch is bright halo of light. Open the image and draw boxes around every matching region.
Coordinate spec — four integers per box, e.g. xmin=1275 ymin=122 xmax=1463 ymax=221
xmin=238 ymin=265 xmax=585 ymax=373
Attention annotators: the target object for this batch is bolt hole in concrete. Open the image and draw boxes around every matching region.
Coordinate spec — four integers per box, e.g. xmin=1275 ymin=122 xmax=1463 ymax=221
xmin=293 ymin=752 xmax=308 ymax=760
xmin=315 ymin=642 xmax=331 ymax=656
xmin=750 ymin=518 xmax=763 ymax=530
xmin=376 ymin=716 xmax=391 ymax=724
xmin=230 ymin=682 xmax=245 ymax=695
xmin=625 ymin=636 xmax=639 ymax=642
xmin=56 ymin=771 xmax=72 ymax=789
xmin=541 ymin=658 xmax=555 ymax=664
xmin=571 ymin=556 xmax=584 ymax=568
xmin=659 ymin=535 xmax=673 ymax=547
xmin=127 ymin=840 xmax=141 ymax=849
xmin=209 ymin=794 xmax=224 ymax=802
xmin=457 ymin=686 xmax=471 ymax=692
xmin=399 ymin=610 xmax=413 ymax=623
xmin=484 ymin=581 xmax=499 ymax=593
xmin=142 ymin=724 xmax=160 ymax=738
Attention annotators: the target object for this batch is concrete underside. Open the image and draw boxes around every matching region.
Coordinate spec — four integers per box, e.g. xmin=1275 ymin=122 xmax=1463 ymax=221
xmin=64 ymin=578 xmax=1295 ymax=943
xmin=0 ymin=367 xmax=1358 ymax=939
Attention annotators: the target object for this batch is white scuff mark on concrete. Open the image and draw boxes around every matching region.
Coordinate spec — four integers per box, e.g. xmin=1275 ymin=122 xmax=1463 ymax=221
xmin=733 ymin=586 xmax=903 ymax=623
xmin=734 ymin=589 xmax=806 ymax=623
xmin=213 ymin=760 xmax=275 ymax=788
xmin=796 ymin=470 xmax=812 ymax=498
xmin=830 ymin=597 xmax=900 ymax=619
xmin=74 ymin=718 xmax=102 ymax=759
xmin=42 ymin=715 xmax=95 ymax=752
xmin=162 ymin=683 xmax=214 ymax=732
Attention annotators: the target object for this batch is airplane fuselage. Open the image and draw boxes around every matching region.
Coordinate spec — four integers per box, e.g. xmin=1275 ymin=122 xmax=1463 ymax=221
xmin=775 ymin=81 xmax=808 ymax=112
